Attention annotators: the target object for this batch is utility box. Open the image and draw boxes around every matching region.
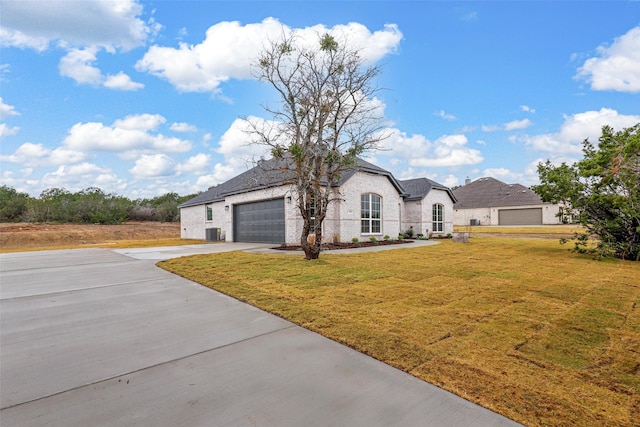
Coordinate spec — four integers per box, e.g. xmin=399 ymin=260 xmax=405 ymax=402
xmin=205 ymin=228 xmax=221 ymax=242
xmin=470 ymin=219 xmax=479 ymax=226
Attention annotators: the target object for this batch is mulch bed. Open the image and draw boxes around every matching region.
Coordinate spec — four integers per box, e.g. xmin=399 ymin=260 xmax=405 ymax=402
xmin=273 ymin=239 xmax=415 ymax=251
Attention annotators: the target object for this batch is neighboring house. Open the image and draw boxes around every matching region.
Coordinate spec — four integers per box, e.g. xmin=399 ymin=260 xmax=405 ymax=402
xmin=452 ymin=177 xmax=566 ymax=226
xmin=179 ymin=158 xmax=456 ymax=244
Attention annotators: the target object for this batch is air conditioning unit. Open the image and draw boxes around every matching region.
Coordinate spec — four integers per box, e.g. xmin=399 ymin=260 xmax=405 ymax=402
xmin=470 ymin=219 xmax=479 ymax=226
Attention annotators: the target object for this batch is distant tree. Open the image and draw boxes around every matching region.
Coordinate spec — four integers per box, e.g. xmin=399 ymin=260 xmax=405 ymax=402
xmin=28 ymin=188 xmax=76 ymax=222
xmin=533 ymin=124 xmax=640 ymax=260
xmin=248 ymin=32 xmax=387 ymax=260
xmin=151 ymin=192 xmax=181 ymax=222
xmin=0 ymin=186 xmax=30 ymax=222
xmin=131 ymin=192 xmax=198 ymax=222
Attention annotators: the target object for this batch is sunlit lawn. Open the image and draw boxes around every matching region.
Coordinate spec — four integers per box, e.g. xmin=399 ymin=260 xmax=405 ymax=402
xmin=159 ymin=237 xmax=640 ymax=427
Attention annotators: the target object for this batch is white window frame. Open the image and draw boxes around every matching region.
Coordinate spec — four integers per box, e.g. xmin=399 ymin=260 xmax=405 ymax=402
xmin=206 ymin=206 xmax=213 ymax=221
xmin=361 ymin=193 xmax=382 ymax=234
xmin=432 ymin=203 xmax=444 ymax=232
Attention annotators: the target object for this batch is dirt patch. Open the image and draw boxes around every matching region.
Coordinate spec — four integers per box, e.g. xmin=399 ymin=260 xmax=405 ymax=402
xmin=0 ymin=222 xmax=181 ymax=250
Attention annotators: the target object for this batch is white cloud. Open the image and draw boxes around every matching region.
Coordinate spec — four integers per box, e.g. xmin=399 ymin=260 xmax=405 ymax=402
xmin=113 ymin=113 xmax=164 ymax=131
xmin=217 ymin=116 xmax=275 ymax=158
xmin=440 ymin=174 xmax=460 ymax=188
xmin=524 ymin=108 xmax=640 ymax=154
xmin=187 ymin=116 xmax=278 ymax=185
xmin=0 ymin=97 xmax=20 ymax=119
xmin=129 ymin=153 xmax=175 ymax=178
xmin=0 ymin=142 xmax=88 ymax=167
xmin=434 ymin=110 xmax=456 ymax=121
xmin=0 ymin=123 xmax=20 ymax=136
xmin=63 ymin=114 xmax=192 ymax=154
xmin=379 ymin=128 xmax=484 ymax=168
xmin=59 ymin=47 xmax=103 ymax=85
xmin=504 ymin=118 xmax=532 ymax=131
xmin=104 ymin=72 xmax=144 ymax=91
xmin=483 ymin=119 xmax=533 ymax=132
xmin=481 ymin=168 xmax=525 ymax=183
xmin=170 ymin=122 xmax=198 ymax=132
xmin=481 ymin=124 xmax=501 ymax=132
xmin=520 ymin=105 xmax=536 ymax=113
xmin=41 ymin=163 xmax=121 ymax=190
xmin=0 ymin=0 xmax=156 ymax=52
xmin=576 ymin=26 xmax=640 ymax=93
xmin=176 ymin=153 xmax=211 ymax=175
xmin=136 ymin=18 xmax=402 ymax=93
xmin=59 ymin=48 xmax=144 ymax=90
xmin=482 ymin=161 xmax=544 ymax=186
xmin=418 ymin=134 xmax=484 ymax=167
xmin=2 ymin=1 xmax=153 ymax=91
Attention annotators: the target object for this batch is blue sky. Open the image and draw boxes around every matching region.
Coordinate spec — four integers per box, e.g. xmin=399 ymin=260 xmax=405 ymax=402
xmin=1 ymin=1 xmax=639 ymax=198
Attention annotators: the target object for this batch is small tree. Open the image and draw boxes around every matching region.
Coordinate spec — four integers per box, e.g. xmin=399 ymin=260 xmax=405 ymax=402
xmin=249 ymin=33 xmax=387 ymax=259
xmin=0 ymin=185 xmax=30 ymax=222
xmin=533 ymin=123 xmax=640 ymax=260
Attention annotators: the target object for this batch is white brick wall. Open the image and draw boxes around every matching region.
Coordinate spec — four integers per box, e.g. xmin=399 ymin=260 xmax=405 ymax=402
xmin=334 ymin=171 xmax=403 ymax=241
xmin=180 ymin=205 xmax=206 ymax=240
xmin=401 ymin=189 xmax=455 ymax=237
xmin=424 ymin=189 xmax=455 ymax=235
xmin=453 ymin=207 xmax=492 ymax=226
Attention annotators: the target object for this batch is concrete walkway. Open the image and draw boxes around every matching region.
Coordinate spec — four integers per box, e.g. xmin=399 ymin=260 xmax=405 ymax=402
xmin=0 ymin=244 xmax=521 ymax=426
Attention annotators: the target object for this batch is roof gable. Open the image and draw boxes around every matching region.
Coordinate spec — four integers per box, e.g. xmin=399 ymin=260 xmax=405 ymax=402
xmin=399 ymin=177 xmax=457 ymax=203
xmin=453 ymin=177 xmax=543 ymax=209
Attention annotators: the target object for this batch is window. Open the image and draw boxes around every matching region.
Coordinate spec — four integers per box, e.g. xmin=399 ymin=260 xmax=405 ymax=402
xmin=361 ymin=194 xmax=381 ymax=233
xmin=432 ymin=204 xmax=443 ymax=232
xmin=206 ymin=206 xmax=213 ymax=221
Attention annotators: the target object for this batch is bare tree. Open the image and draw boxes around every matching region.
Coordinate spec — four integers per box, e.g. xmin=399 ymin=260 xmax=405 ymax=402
xmin=247 ymin=33 xmax=387 ymax=260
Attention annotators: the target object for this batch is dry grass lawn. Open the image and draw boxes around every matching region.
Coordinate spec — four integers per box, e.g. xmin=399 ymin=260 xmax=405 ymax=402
xmin=159 ymin=237 xmax=640 ymax=427
xmin=0 ymin=222 xmax=205 ymax=252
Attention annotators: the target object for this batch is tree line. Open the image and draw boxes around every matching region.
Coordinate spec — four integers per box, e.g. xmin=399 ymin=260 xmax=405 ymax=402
xmin=0 ymin=186 xmax=198 ymax=224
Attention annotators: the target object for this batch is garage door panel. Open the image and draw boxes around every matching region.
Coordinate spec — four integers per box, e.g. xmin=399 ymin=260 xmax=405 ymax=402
xmin=233 ymin=199 xmax=285 ymax=244
xmin=499 ymin=208 xmax=542 ymax=225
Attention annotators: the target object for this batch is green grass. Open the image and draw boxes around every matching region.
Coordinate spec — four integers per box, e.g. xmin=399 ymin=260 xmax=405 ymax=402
xmin=159 ymin=237 xmax=640 ymax=427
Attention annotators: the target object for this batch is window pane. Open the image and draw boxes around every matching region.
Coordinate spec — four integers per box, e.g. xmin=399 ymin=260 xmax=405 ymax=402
xmin=372 ymin=220 xmax=381 ymax=233
xmin=361 ymin=219 xmax=370 ymax=233
xmin=361 ymin=197 xmax=369 ymax=218
xmin=372 ymin=195 xmax=380 ymax=219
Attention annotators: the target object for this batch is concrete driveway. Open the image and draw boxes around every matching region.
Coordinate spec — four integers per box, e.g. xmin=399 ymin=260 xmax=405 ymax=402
xmin=0 ymin=244 xmax=521 ymax=426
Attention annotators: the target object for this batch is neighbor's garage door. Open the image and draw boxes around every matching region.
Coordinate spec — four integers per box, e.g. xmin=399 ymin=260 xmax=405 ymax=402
xmin=233 ymin=198 xmax=285 ymax=244
xmin=498 ymin=208 xmax=542 ymax=225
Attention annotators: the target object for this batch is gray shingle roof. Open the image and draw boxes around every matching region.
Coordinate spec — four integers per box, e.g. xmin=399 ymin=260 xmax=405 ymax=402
xmin=399 ymin=177 xmax=457 ymax=203
xmin=179 ymin=157 xmax=414 ymax=208
xmin=452 ymin=177 xmax=544 ymax=209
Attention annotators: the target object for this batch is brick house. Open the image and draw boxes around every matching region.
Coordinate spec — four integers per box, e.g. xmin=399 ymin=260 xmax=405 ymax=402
xmin=179 ymin=158 xmax=456 ymax=244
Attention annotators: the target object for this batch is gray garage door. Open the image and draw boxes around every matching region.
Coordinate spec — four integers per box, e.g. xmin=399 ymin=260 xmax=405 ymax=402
xmin=498 ymin=208 xmax=542 ymax=225
xmin=233 ymin=198 xmax=285 ymax=244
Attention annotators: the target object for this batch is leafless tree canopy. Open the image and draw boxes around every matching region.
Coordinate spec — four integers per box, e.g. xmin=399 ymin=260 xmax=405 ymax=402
xmin=247 ymin=33 xmax=387 ymax=259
